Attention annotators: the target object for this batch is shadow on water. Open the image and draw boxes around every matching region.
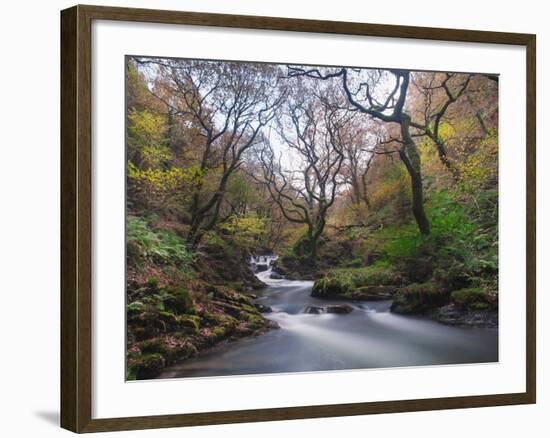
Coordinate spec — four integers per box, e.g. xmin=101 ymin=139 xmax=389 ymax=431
xmin=159 ymin=256 xmax=498 ymax=379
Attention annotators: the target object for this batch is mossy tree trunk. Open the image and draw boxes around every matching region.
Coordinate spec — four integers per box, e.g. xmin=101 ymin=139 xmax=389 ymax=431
xmin=399 ymin=115 xmax=430 ymax=235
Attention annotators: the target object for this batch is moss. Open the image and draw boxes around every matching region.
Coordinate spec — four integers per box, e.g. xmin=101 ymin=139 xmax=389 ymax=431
xmin=158 ymin=310 xmax=177 ymax=326
xmin=312 ymin=265 xmax=400 ymax=298
xmin=392 ymin=280 xmax=448 ymax=314
xmin=239 ymin=303 xmax=259 ymax=313
xmin=433 ymin=262 xmax=470 ymax=291
xmin=245 ymin=313 xmax=265 ymax=330
xmin=226 ymin=281 xmax=244 ymax=292
xmin=470 ymin=301 xmax=490 ymax=310
xmin=127 ymin=301 xmax=145 ymax=316
xmin=146 ymin=276 xmax=159 ymax=289
xmin=131 ymin=353 xmax=166 ymax=379
xmin=130 ymin=326 xmax=151 ymax=341
xmin=175 ymin=314 xmax=200 ymax=334
xmin=350 ymin=285 xmax=395 ymax=300
xmin=212 ymin=326 xmax=228 ymax=339
xmin=163 ymin=286 xmax=196 ymax=315
xmin=138 ymin=337 xmax=197 ymax=364
xmin=139 ymin=338 xmax=165 ymax=355
xmin=344 ymin=257 xmax=364 ymax=268
xmin=398 ymin=256 xmax=434 ymax=283
xmin=451 ymin=287 xmax=492 ymax=310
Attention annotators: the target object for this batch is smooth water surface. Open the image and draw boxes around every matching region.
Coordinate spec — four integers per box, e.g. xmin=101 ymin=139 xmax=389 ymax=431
xmin=159 ymin=257 xmax=498 ymax=378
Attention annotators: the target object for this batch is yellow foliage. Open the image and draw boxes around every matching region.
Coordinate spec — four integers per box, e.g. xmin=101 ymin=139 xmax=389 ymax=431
xmin=127 ymin=109 xmax=171 ymax=168
xmin=219 ymin=214 xmax=266 ymax=248
xmin=457 ymin=133 xmax=498 ymax=193
xmin=127 ymin=161 xmax=205 ymax=197
xmin=437 ymin=122 xmax=456 ymax=142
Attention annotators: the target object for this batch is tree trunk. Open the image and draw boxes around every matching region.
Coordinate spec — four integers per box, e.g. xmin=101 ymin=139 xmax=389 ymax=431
xmin=186 ymin=219 xmax=203 ymax=248
xmin=400 ymin=115 xmax=430 ymax=236
xmin=310 ymin=238 xmax=318 ymax=266
xmin=408 ymin=168 xmax=431 ymax=236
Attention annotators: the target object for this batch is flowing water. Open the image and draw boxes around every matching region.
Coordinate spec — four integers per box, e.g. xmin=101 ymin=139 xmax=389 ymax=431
xmin=159 ymin=256 xmax=498 ymax=379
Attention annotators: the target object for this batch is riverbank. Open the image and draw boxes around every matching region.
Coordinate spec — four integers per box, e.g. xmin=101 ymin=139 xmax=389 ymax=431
xmin=308 ymin=265 xmax=498 ymax=328
xmin=158 ymin=258 xmax=498 ymax=379
xmin=126 ymin=278 xmax=276 ymax=380
xmin=128 ymin=241 xmax=497 ymax=380
xmin=126 ymin=234 xmax=274 ymax=380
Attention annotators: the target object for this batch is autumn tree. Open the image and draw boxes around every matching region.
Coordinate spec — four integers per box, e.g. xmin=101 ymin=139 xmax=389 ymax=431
xmin=255 ymin=88 xmax=350 ymax=264
xmin=288 ymin=66 xmax=431 ymax=235
xmin=133 ymin=58 xmax=285 ymax=247
xmin=409 ymin=72 xmax=473 ymax=177
xmin=339 ymin=118 xmax=383 ymax=208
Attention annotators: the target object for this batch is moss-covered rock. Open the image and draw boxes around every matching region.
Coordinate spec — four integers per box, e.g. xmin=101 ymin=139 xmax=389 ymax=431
xmin=391 ymin=280 xmax=448 ymax=314
xmin=163 ymin=286 xmax=195 ymax=314
xmin=350 ymin=285 xmax=395 ymax=300
xmin=244 ymin=312 xmax=265 ymax=330
xmin=137 ymin=336 xmax=198 ymax=365
xmin=450 ymin=287 xmax=494 ymax=310
xmin=129 ymin=353 xmax=166 ymax=380
xmin=175 ymin=314 xmax=201 ymax=334
xmin=312 ymin=265 xmax=401 ymax=299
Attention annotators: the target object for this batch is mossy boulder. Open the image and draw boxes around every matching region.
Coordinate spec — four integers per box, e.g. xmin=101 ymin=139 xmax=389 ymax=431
xmin=128 ymin=307 xmax=173 ymax=338
xmin=163 ymin=286 xmax=196 ymax=315
xmin=175 ymin=314 xmax=201 ymax=334
xmin=311 ymin=276 xmax=347 ymax=298
xmin=391 ymin=280 xmax=448 ymax=314
xmin=129 ymin=353 xmax=165 ymax=380
xmin=350 ymin=285 xmax=395 ymax=300
xmin=450 ymin=287 xmax=495 ymax=310
xmin=312 ymin=266 xmax=401 ymax=299
xmin=244 ymin=312 xmax=266 ymax=330
xmin=138 ymin=336 xmax=197 ymax=364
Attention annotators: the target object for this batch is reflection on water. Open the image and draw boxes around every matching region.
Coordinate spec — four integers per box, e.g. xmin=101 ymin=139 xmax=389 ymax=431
xmin=159 ymin=256 xmax=498 ymax=379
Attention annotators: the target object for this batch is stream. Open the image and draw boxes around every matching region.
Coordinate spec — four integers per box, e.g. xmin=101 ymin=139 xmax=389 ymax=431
xmin=159 ymin=255 xmax=498 ymax=379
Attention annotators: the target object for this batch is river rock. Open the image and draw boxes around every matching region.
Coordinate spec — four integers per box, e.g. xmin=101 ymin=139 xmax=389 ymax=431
xmin=326 ymin=304 xmax=354 ymax=314
xmin=269 ymin=271 xmax=284 ymax=280
xmin=437 ymin=303 xmax=498 ymax=328
xmin=255 ymin=263 xmax=269 ymax=272
xmin=304 ymin=305 xmax=325 ymax=314
xmin=267 ymin=320 xmax=281 ymax=330
xmin=255 ymin=304 xmax=273 ymax=313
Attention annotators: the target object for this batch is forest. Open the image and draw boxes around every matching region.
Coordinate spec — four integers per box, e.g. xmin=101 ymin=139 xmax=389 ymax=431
xmin=125 ymin=57 xmax=499 ymax=380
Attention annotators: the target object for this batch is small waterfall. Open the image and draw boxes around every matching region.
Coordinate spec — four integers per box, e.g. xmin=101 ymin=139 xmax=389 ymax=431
xmin=249 ymin=254 xmax=280 ymax=284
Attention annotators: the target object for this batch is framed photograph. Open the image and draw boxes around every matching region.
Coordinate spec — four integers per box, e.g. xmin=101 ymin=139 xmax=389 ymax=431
xmin=60 ymin=4 xmax=536 ymax=433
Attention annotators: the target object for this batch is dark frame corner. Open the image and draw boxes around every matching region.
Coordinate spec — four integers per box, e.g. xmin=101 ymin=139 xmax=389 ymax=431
xmin=61 ymin=4 xmax=536 ymax=433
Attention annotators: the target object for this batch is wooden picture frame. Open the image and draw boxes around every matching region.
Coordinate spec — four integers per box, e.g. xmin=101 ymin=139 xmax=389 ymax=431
xmin=60 ymin=4 xmax=536 ymax=433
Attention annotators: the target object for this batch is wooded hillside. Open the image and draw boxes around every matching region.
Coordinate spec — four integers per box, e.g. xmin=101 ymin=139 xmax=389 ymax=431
xmin=125 ymin=57 xmax=498 ymax=379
